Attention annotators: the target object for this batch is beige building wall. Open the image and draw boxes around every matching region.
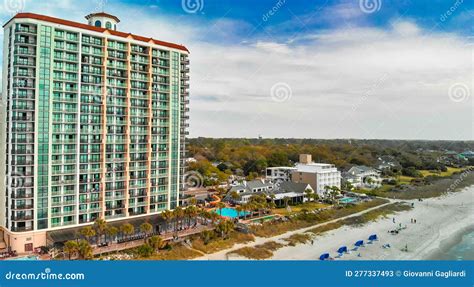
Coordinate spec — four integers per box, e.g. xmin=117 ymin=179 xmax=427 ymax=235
xmin=291 ymin=171 xmax=317 ymax=191
xmin=1 ymin=227 xmax=47 ymax=254
xmin=299 ymin=154 xmax=312 ymax=164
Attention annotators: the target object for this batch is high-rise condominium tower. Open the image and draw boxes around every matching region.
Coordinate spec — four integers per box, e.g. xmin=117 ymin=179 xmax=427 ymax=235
xmin=0 ymin=12 xmax=189 ymax=253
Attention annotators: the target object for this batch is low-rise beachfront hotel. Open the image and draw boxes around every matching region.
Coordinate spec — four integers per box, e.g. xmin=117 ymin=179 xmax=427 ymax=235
xmin=0 ymin=12 xmax=190 ymax=253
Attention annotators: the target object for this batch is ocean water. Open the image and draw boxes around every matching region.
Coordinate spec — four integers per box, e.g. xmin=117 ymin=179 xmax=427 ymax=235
xmin=434 ymin=230 xmax=474 ymax=260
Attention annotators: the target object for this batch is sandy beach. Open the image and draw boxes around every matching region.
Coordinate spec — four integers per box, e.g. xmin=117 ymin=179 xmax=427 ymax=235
xmin=197 ymin=186 xmax=474 ymax=261
xmin=270 ymin=186 xmax=474 ymax=260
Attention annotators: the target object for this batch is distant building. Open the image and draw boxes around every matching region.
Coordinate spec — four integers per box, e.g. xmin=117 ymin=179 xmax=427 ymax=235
xmin=265 ymin=154 xmax=341 ymax=196
xmin=226 ymin=179 xmax=274 ymax=204
xmin=343 ymin=166 xmax=381 ymax=189
xmin=376 ymin=155 xmax=400 ymax=170
xmin=292 ymin=162 xmax=341 ymax=196
xmin=265 ymin=167 xmax=296 ymax=182
xmin=460 ymin=151 xmax=474 ymax=159
xmin=224 ymin=179 xmax=314 ymax=206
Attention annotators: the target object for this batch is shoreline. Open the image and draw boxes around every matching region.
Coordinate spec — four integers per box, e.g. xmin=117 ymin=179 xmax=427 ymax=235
xmin=213 ymin=185 xmax=473 ymax=261
xmin=266 ymin=186 xmax=474 ymax=260
xmin=424 ymin=224 xmax=474 ymax=260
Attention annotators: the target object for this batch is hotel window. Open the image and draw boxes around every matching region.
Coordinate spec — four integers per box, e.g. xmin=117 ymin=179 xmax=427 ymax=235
xmin=95 ymin=20 xmax=101 ymax=27
xmin=106 ymin=21 xmax=112 ymax=29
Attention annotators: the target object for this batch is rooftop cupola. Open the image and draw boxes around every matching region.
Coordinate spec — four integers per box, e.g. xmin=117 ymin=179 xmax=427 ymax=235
xmin=85 ymin=12 xmax=120 ymax=30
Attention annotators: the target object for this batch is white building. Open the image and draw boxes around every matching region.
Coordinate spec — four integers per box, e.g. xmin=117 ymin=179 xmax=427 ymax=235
xmin=265 ymin=167 xmax=296 ymax=182
xmin=265 ymin=154 xmax=341 ymax=197
xmin=292 ymin=162 xmax=341 ymax=196
xmin=344 ymin=166 xmax=381 ymax=189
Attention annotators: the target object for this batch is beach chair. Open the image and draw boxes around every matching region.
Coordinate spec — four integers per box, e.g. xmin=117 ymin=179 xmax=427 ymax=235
xmin=319 ymin=253 xmax=330 ymax=261
xmin=368 ymin=234 xmax=378 ymax=243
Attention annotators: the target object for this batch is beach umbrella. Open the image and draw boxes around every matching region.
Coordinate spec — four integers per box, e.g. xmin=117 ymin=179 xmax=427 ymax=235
xmin=355 ymin=240 xmax=364 ymax=247
xmin=337 ymin=246 xmax=348 ymax=254
xmin=368 ymin=234 xmax=378 ymax=241
xmin=319 ymin=253 xmax=330 ymax=260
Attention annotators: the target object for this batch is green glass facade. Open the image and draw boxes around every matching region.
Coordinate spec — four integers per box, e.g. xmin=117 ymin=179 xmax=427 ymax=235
xmin=37 ymin=25 xmax=52 ymax=229
xmin=4 ymin=16 xmax=190 ymax=232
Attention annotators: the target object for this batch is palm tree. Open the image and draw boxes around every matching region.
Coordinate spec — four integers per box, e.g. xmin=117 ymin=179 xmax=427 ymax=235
xmin=147 ymin=235 xmax=164 ymax=251
xmin=94 ymin=218 xmax=108 ymax=245
xmin=105 ymin=226 xmax=118 ymax=244
xmin=283 ymin=196 xmax=290 ymax=208
xmin=78 ymin=240 xmax=93 ymax=259
xmin=230 ymin=191 xmax=240 ymax=204
xmin=245 ymin=203 xmax=255 ymax=218
xmin=304 ymin=189 xmax=313 ymax=202
xmin=209 ymin=212 xmax=220 ymax=225
xmin=189 ymin=197 xmax=197 ymax=206
xmin=63 ymin=240 xmax=78 ymax=260
xmin=173 ymin=206 xmax=184 ymax=232
xmin=216 ymin=202 xmax=226 ymax=216
xmin=312 ymin=192 xmax=320 ymax=202
xmin=269 ymin=194 xmax=276 ymax=207
xmin=215 ymin=220 xmax=234 ymax=239
xmin=186 ymin=205 xmax=198 ymax=228
xmin=80 ymin=226 xmax=96 ymax=244
xmin=120 ymin=223 xmax=135 ymax=240
xmin=183 ymin=207 xmax=192 ymax=228
xmin=242 ymin=203 xmax=251 ymax=219
xmin=235 ymin=206 xmax=243 ymax=218
xmin=201 ymin=230 xmax=214 ymax=245
xmin=267 ymin=200 xmax=276 ymax=211
xmin=140 ymin=222 xmax=153 ymax=242
xmin=324 ymin=185 xmax=331 ymax=198
xmin=161 ymin=210 xmax=174 ymax=233
xmin=198 ymin=208 xmax=210 ymax=225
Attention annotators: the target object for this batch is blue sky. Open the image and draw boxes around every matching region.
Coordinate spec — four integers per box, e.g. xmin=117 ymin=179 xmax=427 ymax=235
xmin=121 ymin=0 xmax=473 ymax=39
xmin=0 ymin=0 xmax=472 ymax=140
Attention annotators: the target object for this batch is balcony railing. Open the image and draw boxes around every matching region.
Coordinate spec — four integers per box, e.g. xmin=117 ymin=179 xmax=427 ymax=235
xmin=11 ymin=226 xmax=33 ymax=232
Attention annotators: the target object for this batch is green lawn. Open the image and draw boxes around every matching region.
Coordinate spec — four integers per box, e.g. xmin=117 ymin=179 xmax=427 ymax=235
xmin=273 ymin=202 xmax=330 ymax=216
xmin=398 ymin=175 xmax=415 ymax=184
xmin=419 ymin=167 xmax=463 ymax=177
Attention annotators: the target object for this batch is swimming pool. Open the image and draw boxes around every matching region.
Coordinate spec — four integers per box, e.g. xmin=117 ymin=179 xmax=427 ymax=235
xmin=214 ymin=207 xmax=249 ymax=218
xmin=8 ymin=255 xmax=39 ymax=261
xmin=339 ymin=197 xmax=357 ymax=204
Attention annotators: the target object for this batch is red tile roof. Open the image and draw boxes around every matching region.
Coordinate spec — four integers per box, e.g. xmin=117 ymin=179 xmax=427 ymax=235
xmin=4 ymin=12 xmax=189 ymax=52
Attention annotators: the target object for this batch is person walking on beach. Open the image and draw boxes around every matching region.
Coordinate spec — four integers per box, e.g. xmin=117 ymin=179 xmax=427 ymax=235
xmin=393 ymin=217 xmax=395 ymax=223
